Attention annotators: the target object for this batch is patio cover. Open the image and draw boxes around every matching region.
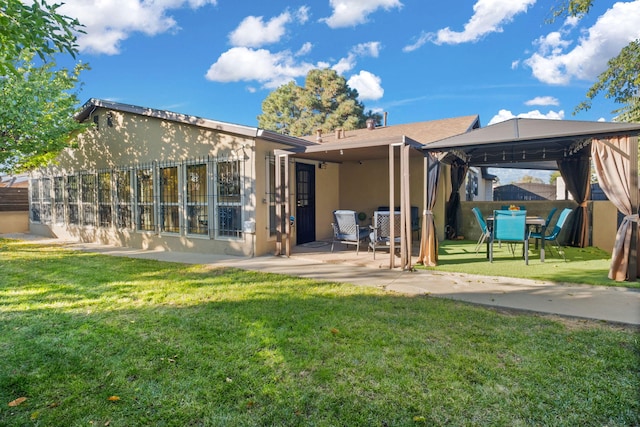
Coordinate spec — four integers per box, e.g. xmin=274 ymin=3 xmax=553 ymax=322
xmin=423 ymin=118 xmax=640 ymax=281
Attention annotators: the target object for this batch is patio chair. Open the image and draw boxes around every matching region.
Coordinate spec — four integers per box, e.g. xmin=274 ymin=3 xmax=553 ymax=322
xmin=378 ymin=205 xmax=420 ymax=238
xmin=529 ymin=208 xmax=572 ymax=261
xmin=532 ymin=207 xmax=557 ymax=249
xmin=331 ymin=210 xmax=369 ymax=254
xmin=490 ymin=209 xmax=529 ymax=265
xmin=369 ymin=211 xmax=402 ymax=259
xmin=471 ymin=207 xmax=490 ymax=254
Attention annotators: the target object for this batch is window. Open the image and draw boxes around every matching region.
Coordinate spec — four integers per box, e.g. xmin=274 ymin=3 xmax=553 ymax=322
xmin=40 ymin=178 xmax=52 ymax=223
xmin=67 ymin=175 xmax=79 ymax=224
xmin=159 ymin=165 xmax=179 ymax=233
xmin=53 ymin=177 xmax=65 ymax=224
xmin=30 ymin=179 xmax=41 ymax=222
xmin=266 ymin=155 xmax=278 ymax=237
xmin=115 ymin=170 xmax=133 ymax=229
xmin=215 ymin=159 xmax=242 ymax=238
xmin=80 ymin=174 xmax=96 ymax=226
xmin=136 ymin=168 xmax=155 ymax=231
xmin=98 ymin=171 xmax=112 ymax=227
xmin=186 ymin=163 xmax=208 ymax=235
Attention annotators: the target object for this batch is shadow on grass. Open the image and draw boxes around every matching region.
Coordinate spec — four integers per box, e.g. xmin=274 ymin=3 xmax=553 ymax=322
xmin=1 ymin=241 xmax=638 ymax=427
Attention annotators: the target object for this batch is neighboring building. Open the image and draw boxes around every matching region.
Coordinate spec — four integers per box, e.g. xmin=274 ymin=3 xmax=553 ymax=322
xmin=29 ymin=98 xmax=479 ymax=256
xmin=493 ymin=183 xmax=556 ymax=201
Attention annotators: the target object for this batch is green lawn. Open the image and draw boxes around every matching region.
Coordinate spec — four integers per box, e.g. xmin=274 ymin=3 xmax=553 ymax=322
xmin=422 ymin=240 xmax=637 ymax=288
xmin=1 ymin=239 xmax=639 ymax=426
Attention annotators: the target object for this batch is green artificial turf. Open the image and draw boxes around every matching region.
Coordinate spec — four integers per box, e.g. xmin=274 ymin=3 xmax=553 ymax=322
xmin=422 ymin=239 xmax=637 ymax=288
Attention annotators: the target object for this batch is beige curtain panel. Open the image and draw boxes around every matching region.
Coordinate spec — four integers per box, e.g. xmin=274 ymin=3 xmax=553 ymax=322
xmin=592 ymin=135 xmax=639 ymax=281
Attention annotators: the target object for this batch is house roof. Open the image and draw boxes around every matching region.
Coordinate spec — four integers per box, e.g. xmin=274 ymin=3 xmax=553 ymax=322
xmin=289 ymin=115 xmax=481 ymax=162
xmin=423 ymin=117 xmax=640 ymax=170
xmin=75 ymin=98 xmax=314 ymax=149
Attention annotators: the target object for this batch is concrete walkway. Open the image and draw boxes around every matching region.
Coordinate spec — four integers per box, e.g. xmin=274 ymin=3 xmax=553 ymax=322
xmin=3 ymin=233 xmax=640 ymax=326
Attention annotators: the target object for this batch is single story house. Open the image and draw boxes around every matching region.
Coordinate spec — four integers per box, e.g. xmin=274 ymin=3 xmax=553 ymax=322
xmin=28 ymin=98 xmax=480 ymax=258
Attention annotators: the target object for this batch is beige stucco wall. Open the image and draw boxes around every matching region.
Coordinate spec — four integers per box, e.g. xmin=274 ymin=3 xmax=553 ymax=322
xmin=591 ymin=201 xmax=618 ymax=253
xmin=336 ymin=155 xmax=425 ymax=223
xmin=0 ymin=212 xmax=29 ymax=233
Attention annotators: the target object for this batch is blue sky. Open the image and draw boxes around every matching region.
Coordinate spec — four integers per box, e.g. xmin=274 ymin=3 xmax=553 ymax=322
xmin=55 ymin=0 xmax=640 ymax=182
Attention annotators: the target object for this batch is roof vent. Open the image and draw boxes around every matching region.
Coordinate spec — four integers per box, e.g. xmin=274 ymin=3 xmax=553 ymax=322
xmin=366 ymin=118 xmax=375 ymax=130
xmin=316 ymin=128 xmax=323 ymax=143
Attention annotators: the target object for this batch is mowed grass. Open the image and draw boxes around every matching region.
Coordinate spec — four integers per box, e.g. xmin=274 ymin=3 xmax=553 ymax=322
xmin=1 ymin=239 xmax=638 ymax=426
xmin=424 ymin=240 xmax=634 ymax=288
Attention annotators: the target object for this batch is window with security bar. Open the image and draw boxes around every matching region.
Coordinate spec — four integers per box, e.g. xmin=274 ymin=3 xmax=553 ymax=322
xmin=98 ymin=171 xmax=112 ymax=228
xmin=136 ymin=168 xmax=155 ymax=231
xmin=53 ymin=177 xmax=65 ymax=224
xmin=80 ymin=174 xmax=96 ymax=226
xmin=67 ymin=175 xmax=79 ymax=224
xmin=40 ymin=178 xmax=52 ymax=223
xmin=186 ymin=163 xmax=208 ymax=235
xmin=216 ymin=159 xmax=242 ymax=238
xmin=30 ymin=179 xmax=41 ymax=222
xmin=266 ymin=155 xmax=278 ymax=237
xmin=115 ymin=170 xmax=133 ymax=229
xmin=159 ymin=165 xmax=180 ymax=233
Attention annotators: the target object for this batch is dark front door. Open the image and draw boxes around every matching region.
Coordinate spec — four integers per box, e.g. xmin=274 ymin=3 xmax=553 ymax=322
xmin=296 ymin=162 xmax=316 ymax=244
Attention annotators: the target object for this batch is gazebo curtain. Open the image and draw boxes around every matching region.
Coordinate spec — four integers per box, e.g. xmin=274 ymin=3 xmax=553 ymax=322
xmin=418 ymin=153 xmax=441 ymax=266
xmin=592 ymin=135 xmax=639 ymax=281
xmin=557 ymin=155 xmax=591 ymax=247
xmin=445 ymin=161 xmax=468 ymax=239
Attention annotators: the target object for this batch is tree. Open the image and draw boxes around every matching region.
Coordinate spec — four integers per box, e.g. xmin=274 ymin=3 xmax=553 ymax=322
xmin=517 ymin=175 xmax=544 ymax=184
xmin=0 ymin=0 xmax=87 ymax=173
xmin=258 ymin=69 xmax=370 ymax=137
xmin=0 ymin=54 xmax=89 ymax=173
xmin=0 ymin=0 xmax=82 ymax=75
xmin=551 ymin=1 xmax=639 ymax=122
xmin=549 ymin=171 xmax=561 ymax=185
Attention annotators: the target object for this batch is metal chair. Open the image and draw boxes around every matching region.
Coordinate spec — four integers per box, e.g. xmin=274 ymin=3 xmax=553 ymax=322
xmin=490 ymin=209 xmax=529 ymax=265
xmin=368 ymin=211 xmax=401 ymax=259
xmin=331 ymin=210 xmax=369 ymax=254
xmin=529 ymin=208 xmax=572 ymax=261
xmin=471 ymin=207 xmax=490 ymax=254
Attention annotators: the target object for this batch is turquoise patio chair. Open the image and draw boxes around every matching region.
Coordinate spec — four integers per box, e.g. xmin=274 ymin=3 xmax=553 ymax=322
xmin=471 ymin=207 xmax=490 ymax=254
xmin=490 ymin=209 xmax=529 ymax=265
xmin=529 ymin=208 xmax=572 ymax=261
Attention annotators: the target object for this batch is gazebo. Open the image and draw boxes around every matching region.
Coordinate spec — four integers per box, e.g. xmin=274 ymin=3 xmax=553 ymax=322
xmin=421 ymin=118 xmax=640 ymax=282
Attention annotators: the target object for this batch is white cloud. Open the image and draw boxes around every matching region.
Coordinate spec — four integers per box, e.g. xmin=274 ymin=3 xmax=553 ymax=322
xmin=204 ymin=47 xmax=317 ymax=89
xmin=228 ymin=7 xmax=309 ymax=48
xmin=525 ymin=96 xmax=560 ymax=106
xmin=403 ymin=31 xmax=430 ymax=53
xmin=332 ymin=41 xmax=381 ymax=74
xmin=488 ymin=109 xmax=565 ymax=125
xmin=296 ymin=42 xmax=313 ymax=56
xmin=431 ymin=0 xmax=535 ymax=45
xmin=58 ymin=0 xmax=217 ymax=55
xmin=524 ymin=1 xmax=640 ymax=84
xmin=347 ymin=70 xmax=384 ymax=100
xmin=321 ymin=0 xmax=402 ymax=28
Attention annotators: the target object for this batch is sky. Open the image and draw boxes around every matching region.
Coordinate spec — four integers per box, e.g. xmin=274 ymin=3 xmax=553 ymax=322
xmin=53 ymin=0 xmax=640 ymax=183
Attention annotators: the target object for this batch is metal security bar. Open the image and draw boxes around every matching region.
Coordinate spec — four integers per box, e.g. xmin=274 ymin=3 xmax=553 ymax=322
xmin=66 ymin=175 xmax=79 ymax=225
xmin=80 ymin=173 xmax=97 ymax=226
xmin=98 ymin=171 xmax=113 ymax=228
xmin=53 ymin=176 xmax=65 ymax=224
xmin=186 ymin=161 xmax=208 ymax=235
xmin=215 ymin=154 xmax=244 ymax=239
xmin=115 ymin=169 xmax=133 ymax=229
xmin=159 ymin=163 xmax=180 ymax=233
xmin=136 ymin=166 xmax=155 ymax=231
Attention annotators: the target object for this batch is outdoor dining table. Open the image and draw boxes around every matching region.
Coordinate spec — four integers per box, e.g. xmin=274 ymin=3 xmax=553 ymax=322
xmin=486 ymin=215 xmax=547 ymax=262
